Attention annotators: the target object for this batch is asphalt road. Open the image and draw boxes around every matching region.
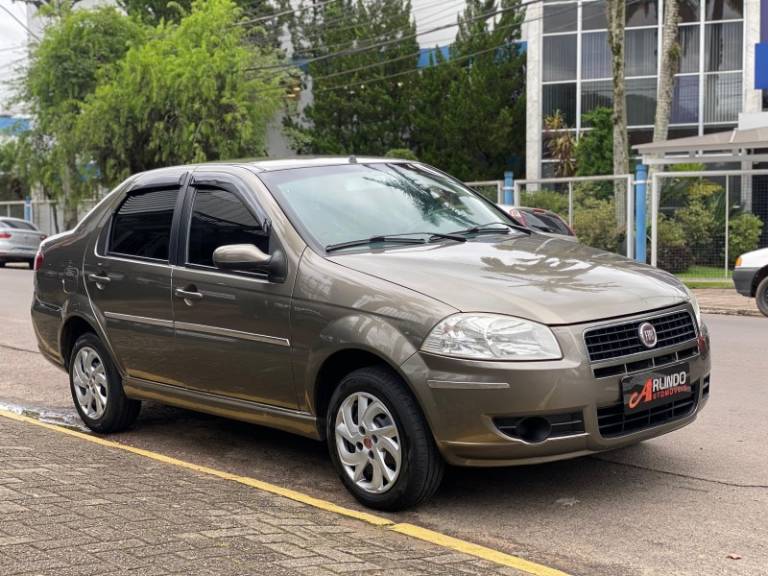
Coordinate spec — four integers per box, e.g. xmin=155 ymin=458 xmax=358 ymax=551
xmin=1 ymin=264 xmax=766 ymax=576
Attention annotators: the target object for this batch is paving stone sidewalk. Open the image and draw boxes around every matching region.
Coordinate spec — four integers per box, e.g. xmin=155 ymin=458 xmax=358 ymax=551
xmin=0 ymin=416 xmax=529 ymax=576
xmin=692 ymin=288 xmax=763 ymax=317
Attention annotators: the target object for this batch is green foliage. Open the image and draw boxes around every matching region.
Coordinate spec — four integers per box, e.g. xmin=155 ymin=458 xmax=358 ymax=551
xmin=385 ymin=148 xmax=418 ymax=160
xmin=289 ymin=0 xmax=420 ymax=155
xmin=729 ymin=213 xmax=763 ymax=265
xmin=543 ymin=111 xmax=575 ymax=177
xmin=411 ymin=0 xmax=526 ymax=181
xmin=572 ymin=196 xmax=622 ymax=253
xmin=574 ymin=107 xmax=613 ymax=177
xmin=77 ymin=0 xmax=285 ymax=186
xmin=520 ymin=189 xmax=568 ymax=215
xmin=0 ymin=140 xmax=26 ymax=201
xmin=656 ymin=214 xmax=693 ymax=273
xmin=119 ymin=0 xmax=191 ymax=23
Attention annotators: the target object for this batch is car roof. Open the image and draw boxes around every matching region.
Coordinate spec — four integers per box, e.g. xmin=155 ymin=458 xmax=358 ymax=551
xmin=133 ymin=156 xmax=408 ymax=180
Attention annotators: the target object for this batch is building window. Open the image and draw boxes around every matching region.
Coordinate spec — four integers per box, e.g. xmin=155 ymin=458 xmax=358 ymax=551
xmin=625 ymin=28 xmax=658 ymax=77
xmin=581 ymin=0 xmax=606 ymax=30
xmin=705 ymin=0 xmax=743 ymax=21
xmin=671 ymin=75 xmax=700 ymax=124
xmin=581 ymin=80 xmax=613 ymax=122
xmin=679 ymin=0 xmax=700 ymax=22
xmin=705 ymin=22 xmax=743 ymax=72
xmin=704 ymin=74 xmax=742 ymax=123
xmin=627 ymin=78 xmax=657 ymax=125
xmin=543 ymin=83 xmax=578 ymax=126
xmin=678 ymin=25 xmax=700 ymax=73
xmin=626 ymin=0 xmax=658 ymax=27
xmin=543 ymin=2 xmax=578 ymax=33
xmin=543 ymin=35 xmax=578 ymax=82
xmin=582 ymin=32 xmax=610 ymax=79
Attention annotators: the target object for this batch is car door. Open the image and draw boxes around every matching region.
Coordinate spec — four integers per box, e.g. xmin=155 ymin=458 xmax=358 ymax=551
xmin=83 ymin=179 xmax=184 ymax=385
xmin=169 ymin=173 xmax=296 ymax=408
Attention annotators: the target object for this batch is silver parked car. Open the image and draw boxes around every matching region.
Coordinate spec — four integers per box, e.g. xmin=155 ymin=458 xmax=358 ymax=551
xmin=0 ymin=217 xmax=46 ymax=268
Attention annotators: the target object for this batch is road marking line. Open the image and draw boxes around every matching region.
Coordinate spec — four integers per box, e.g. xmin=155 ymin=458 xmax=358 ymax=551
xmin=0 ymin=408 xmax=572 ymax=576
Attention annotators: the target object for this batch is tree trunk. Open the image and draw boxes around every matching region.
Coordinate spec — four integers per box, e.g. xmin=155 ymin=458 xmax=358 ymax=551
xmin=607 ymin=0 xmax=629 ymax=226
xmin=61 ymin=160 xmax=79 ymax=231
xmin=653 ymin=0 xmax=681 ymax=148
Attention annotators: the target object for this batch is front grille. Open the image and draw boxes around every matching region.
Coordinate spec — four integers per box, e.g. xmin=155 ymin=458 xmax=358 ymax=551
xmin=597 ymin=381 xmax=699 ymax=438
xmin=593 ymin=345 xmax=699 ymax=379
xmin=584 ymin=310 xmax=697 ymax=362
xmin=494 ymin=411 xmax=585 ymax=441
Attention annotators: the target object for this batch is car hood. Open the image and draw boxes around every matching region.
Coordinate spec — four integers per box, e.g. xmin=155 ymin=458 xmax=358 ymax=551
xmin=328 ymin=234 xmax=690 ymax=325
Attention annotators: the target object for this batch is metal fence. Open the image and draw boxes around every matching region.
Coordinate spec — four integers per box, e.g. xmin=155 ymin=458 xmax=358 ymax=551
xmin=512 ymin=175 xmax=635 ymax=259
xmin=464 ymin=180 xmax=504 ymax=203
xmin=650 ymin=169 xmax=768 ymax=280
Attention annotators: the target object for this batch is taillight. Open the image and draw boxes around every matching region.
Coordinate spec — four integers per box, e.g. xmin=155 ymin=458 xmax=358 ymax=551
xmin=33 ymin=248 xmax=44 ymax=271
xmin=0 ymin=232 xmax=11 ymax=239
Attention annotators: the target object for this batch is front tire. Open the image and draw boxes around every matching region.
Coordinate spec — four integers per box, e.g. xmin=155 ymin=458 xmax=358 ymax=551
xmin=326 ymin=366 xmax=444 ymax=510
xmin=757 ymin=276 xmax=768 ymax=317
xmin=69 ymin=333 xmax=141 ymax=433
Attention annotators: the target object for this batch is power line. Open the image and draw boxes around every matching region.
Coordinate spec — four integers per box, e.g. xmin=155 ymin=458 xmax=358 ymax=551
xmin=0 ymin=4 xmax=40 ymax=41
xmin=247 ymin=0 xmax=527 ymax=71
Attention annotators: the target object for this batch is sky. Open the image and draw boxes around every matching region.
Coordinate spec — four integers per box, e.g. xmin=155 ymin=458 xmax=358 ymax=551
xmin=0 ymin=0 xmax=29 ymax=115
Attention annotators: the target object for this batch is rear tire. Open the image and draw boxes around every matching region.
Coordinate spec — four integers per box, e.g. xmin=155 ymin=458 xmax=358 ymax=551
xmin=69 ymin=333 xmax=141 ymax=433
xmin=326 ymin=366 xmax=444 ymax=510
xmin=757 ymin=276 xmax=768 ymax=317
xmin=0 ymin=262 xmax=5 ymax=268
xmin=27 ymin=260 xmax=34 ymax=269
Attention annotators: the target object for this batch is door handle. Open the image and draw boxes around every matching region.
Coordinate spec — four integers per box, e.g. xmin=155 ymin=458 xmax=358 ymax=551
xmin=88 ymin=273 xmax=111 ymax=287
xmin=174 ymin=287 xmax=203 ymax=301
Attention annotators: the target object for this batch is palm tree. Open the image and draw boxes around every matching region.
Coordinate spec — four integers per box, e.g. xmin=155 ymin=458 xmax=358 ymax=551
xmin=606 ymin=0 xmax=629 ymax=225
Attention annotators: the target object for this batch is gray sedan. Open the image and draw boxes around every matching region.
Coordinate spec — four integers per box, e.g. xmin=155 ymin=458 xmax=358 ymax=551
xmin=0 ymin=217 xmax=46 ymax=268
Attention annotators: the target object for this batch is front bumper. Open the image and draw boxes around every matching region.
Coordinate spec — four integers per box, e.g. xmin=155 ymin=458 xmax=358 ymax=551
xmin=402 ymin=305 xmax=711 ymax=467
xmin=733 ymin=267 xmax=758 ymax=297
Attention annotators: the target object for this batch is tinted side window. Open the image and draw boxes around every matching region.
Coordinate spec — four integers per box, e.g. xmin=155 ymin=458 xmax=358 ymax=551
xmin=109 ymin=188 xmax=178 ymax=261
xmin=187 ymin=188 xmax=266 ymax=267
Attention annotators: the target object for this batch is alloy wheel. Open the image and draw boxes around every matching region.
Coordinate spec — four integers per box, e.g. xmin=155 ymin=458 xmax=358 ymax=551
xmin=72 ymin=346 xmax=109 ymax=420
xmin=334 ymin=391 xmax=402 ymax=494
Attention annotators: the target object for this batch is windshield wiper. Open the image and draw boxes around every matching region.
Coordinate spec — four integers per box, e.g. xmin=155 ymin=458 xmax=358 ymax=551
xmin=325 ymin=235 xmax=426 ymax=253
xmin=454 ymin=221 xmax=532 ymax=236
xmin=427 ymin=232 xmax=467 ymax=243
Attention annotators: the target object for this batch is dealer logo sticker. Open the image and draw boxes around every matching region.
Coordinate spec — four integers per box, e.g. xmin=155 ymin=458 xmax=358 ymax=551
xmin=638 ymin=322 xmax=657 ymax=348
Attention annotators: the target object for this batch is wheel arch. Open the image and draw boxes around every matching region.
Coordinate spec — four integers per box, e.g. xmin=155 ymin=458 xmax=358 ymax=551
xmin=751 ymin=265 xmax=768 ymax=297
xmin=59 ymin=314 xmax=99 ymax=371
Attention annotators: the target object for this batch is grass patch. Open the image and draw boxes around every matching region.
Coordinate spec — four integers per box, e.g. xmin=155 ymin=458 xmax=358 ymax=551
xmin=675 ymin=265 xmax=732 ymax=280
xmin=682 ymin=280 xmax=733 ymax=289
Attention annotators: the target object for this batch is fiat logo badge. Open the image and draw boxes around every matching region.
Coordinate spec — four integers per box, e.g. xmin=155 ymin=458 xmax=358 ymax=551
xmin=638 ymin=322 xmax=657 ymax=348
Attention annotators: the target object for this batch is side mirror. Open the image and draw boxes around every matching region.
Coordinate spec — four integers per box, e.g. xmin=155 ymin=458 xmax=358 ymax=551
xmin=212 ymin=244 xmax=272 ymax=271
xmin=212 ymin=243 xmax=287 ymax=281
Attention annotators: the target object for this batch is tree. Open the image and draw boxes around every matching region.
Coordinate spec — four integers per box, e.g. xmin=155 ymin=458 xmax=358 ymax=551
xmin=288 ymin=0 xmax=420 ymax=155
xmin=77 ymin=0 xmax=285 ymax=187
xmin=411 ymin=0 xmax=527 ymax=180
xmin=606 ymin=0 xmax=628 ymax=224
xmin=543 ymin=111 xmax=575 ymax=178
xmin=575 ymin=107 xmax=613 ymax=178
xmin=653 ymin=0 xmax=681 ymax=147
xmin=19 ymin=5 xmax=142 ymax=227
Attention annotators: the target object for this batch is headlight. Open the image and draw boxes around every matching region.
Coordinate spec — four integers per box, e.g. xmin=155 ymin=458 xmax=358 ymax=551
xmin=421 ymin=313 xmax=562 ymax=361
xmin=684 ymin=286 xmax=702 ymax=329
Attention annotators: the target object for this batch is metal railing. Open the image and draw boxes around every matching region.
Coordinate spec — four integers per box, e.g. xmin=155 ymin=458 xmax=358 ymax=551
xmin=464 ymin=180 xmax=504 ymax=203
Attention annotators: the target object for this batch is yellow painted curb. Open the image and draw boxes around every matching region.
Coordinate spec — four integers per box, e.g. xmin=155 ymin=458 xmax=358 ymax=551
xmin=0 ymin=408 xmax=572 ymax=576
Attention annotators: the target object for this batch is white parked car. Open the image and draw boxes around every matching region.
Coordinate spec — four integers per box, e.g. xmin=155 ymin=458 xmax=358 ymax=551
xmin=0 ymin=217 xmax=47 ymax=269
xmin=733 ymin=247 xmax=768 ymax=316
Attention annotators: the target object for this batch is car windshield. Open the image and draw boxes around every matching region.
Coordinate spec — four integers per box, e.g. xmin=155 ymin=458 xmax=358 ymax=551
xmin=260 ymin=163 xmax=514 ymax=249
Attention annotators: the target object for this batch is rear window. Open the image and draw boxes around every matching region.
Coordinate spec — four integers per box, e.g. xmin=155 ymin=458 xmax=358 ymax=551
xmin=0 ymin=219 xmax=38 ymax=231
xmin=109 ymin=188 xmax=178 ymax=261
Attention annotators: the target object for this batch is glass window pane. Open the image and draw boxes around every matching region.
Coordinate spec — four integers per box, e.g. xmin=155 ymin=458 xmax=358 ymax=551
xmin=188 ymin=189 xmax=266 ymax=267
xmin=543 ymin=83 xmax=577 ymax=127
xmin=671 ymin=75 xmax=700 ymax=124
xmin=544 ymin=3 xmax=578 ymax=33
xmin=678 ymin=0 xmax=700 ymax=22
xmin=705 ymin=0 xmax=743 ymax=20
xmin=543 ymin=35 xmax=577 ymax=81
xmin=626 ymin=0 xmax=658 ymax=26
xmin=669 ymin=127 xmax=699 ymax=139
xmin=582 ymin=32 xmax=611 ymax=79
xmin=704 ymin=73 xmax=742 ymax=123
xmin=705 ymin=22 xmax=743 ymax=72
xmin=629 ymin=129 xmax=654 ymax=154
xmin=627 ymin=78 xmax=657 ymax=126
xmin=625 ymin=28 xmax=657 ymax=77
xmin=110 ymin=188 xmax=178 ymax=261
xmin=678 ymin=25 xmax=700 ymax=74
xmin=581 ymin=80 xmax=613 ymax=125
xmin=582 ymin=1 xmax=607 ymax=30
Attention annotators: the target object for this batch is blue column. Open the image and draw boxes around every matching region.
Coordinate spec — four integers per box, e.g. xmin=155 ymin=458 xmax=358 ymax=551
xmin=635 ymin=165 xmax=647 ymax=263
xmin=24 ymin=196 xmax=32 ymax=222
xmin=503 ymin=171 xmax=514 ymax=205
